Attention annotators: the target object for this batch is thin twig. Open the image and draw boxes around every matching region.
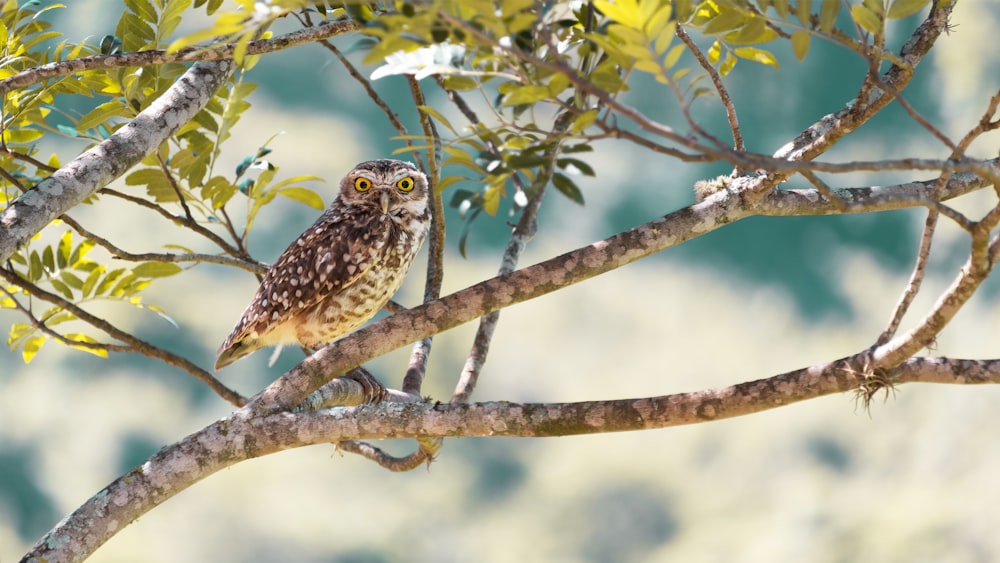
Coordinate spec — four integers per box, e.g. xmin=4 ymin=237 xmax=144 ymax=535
xmin=876 ymin=210 xmax=937 ymax=346
xmin=0 ymin=20 xmax=360 ymax=96
xmin=99 ymin=188 xmax=244 ymax=258
xmin=335 ymin=439 xmax=439 ymax=472
xmin=0 ymin=165 xmax=27 ymax=193
xmin=402 ymin=75 xmax=444 ymax=396
xmin=317 ymin=39 xmax=425 ymax=171
xmin=450 ymin=133 xmax=557 ymax=402
xmin=0 ymin=285 xmax=131 ymax=352
xmin=675 ymin=25 xmax=745 ymax=170
xmin=59 ymin=215 xmax=267 ymax=274
xmin=0 ymin=267 xmax=247 ymax=406
xmin=157 ymin=154 xmax=195 ymax=222
xmin=0 ymin=146 xmax=57 ymax=172
xmin=798 ymin=169 xmax=847 ymax=211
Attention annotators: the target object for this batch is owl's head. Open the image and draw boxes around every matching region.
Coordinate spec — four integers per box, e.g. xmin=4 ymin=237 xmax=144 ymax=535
xmin=339 ymin=159 xmax=428 ymax=218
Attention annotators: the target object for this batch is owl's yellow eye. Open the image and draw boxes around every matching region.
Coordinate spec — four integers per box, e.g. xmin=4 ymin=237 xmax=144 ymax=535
xmin=396 ymin=177 xmax=415 ymax=192
xmin=354 ymin=177 xmax=372 ymax=192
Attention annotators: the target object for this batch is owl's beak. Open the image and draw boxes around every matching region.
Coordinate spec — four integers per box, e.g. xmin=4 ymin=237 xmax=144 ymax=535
xmin=380 ymin=189 xmax=390 ymax=215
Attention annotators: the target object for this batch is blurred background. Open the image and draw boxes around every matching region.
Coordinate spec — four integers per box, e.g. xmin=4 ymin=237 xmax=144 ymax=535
xmin=3 ymin=1 xmax=1000 ymax=561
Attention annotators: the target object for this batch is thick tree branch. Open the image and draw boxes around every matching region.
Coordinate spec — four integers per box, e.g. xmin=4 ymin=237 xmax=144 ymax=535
xmin=256 ymin=161 xmax=998 ymax=413
xmin=0 ymin=61 xmax=235 ymax=263
xmin=24 ymin=354 xmax=1000 ymax=562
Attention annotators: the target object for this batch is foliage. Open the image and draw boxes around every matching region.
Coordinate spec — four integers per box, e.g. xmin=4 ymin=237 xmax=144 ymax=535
xmin=1 ymin=0 xmax=325 ymax=363
xmin=6 ymin=0 xmax=1000 ymax=560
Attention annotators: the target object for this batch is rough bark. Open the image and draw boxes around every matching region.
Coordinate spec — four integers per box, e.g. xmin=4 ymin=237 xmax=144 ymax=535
xmin=0 ymin=61 xmax=234 ymax=263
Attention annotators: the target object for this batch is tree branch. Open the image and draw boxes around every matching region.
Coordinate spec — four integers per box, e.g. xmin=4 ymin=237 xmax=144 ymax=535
xmin=23 ymin=354 xmax=1000 ymax=562
xmin=0 ymin=61 xmax=235 ymax=263
xmin=255 ymin=160 xmax=997 ymax=413
xmin=0 ymin=20 xmax=359 ymax=97
xmin=0 ymin=267 xmax=247 ymax=406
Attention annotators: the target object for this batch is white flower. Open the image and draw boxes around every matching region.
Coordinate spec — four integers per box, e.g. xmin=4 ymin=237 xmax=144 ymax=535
xmin=371 ymin=43 xmax=467 ymax=80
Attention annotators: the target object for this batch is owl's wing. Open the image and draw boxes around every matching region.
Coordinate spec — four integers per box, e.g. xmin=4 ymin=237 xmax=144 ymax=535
xmin=215 ymin=212 xmax=384 ymax=369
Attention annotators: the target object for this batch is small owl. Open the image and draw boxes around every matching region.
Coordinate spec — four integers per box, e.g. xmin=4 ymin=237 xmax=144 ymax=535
xmin=215 ymin=159 xmax=430 ymax=370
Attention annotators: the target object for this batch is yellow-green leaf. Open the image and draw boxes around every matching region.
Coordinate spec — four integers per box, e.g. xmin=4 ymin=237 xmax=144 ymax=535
xmin=707 ymin=40 xmax=722 ymax=64
xmin=727 ymin=15 xmax=777 ymax=45
xmin=719 ymin=53 xmax=737 ymax=75
xmin=22 ymin=335 xmax=45 ymax=364
xmin=773 ymin=0 xmax=790 ymax=18
xmin=791 ymin=30 xmax=810 ymax=61
xmin=664 ymin=43 xmax=686 ymax=69
xmin=850 ymin=4 xmax=882 ymax=34
xmin=887 ymin=0 xmax=930 ymax=19
xmin=418 ymin=105 xmax=457 ymax=135
xmin=733 ymin=47 xmax=779 ymax=68
xmin=278 ymin=187 xmax=325 ymax=210
xmin=572 ymin=109 xmax=599 ymax=133
xmin=77 ymin=100 xmax=129 ymax=132
xmin=594 ymin=0 xmax=643 ymax=29
xmin=132 ymin=262 xmax=182 ymax=278
xmin=702 ymin=8 xmax=748 ymax=34
xmin=502 ymin=85 xmax=551 ymax=106
xmin=63 ymin=333 xmax=109 ymax=358
xmin=81 ymin=265 xmax=104 ymax=298
xmin=57 ymin=230 xmax=72 ymax=269
xmin=796 ymin=0 xmax=812 ymax=26
xmin=819 ymin=0 xmax=839 ymax=32
xmin=548 ymin=72 xmax=571 ymax=96
xmin=482 ymin=184 xmax=502 ymax=216
xmin=645 ymin=4 xmax=674 ymax=43
xmin=49 ymin=278 xmax=73 ymax=300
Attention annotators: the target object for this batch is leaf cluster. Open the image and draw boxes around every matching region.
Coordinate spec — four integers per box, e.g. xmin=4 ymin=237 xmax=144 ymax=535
xmin=1 ymin=2 xmax=325 ymax=364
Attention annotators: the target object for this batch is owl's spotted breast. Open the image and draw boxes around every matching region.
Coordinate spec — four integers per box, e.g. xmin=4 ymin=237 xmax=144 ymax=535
xmin=215 ymin=159 xmax=430 ymax=370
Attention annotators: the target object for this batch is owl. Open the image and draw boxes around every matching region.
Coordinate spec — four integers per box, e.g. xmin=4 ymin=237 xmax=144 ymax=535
xmin=214 ymin=159 xmax=430 ymax=370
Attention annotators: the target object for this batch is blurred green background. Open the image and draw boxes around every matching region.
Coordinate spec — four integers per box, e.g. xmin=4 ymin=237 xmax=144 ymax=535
xmin=3 ymin=2 xmax=1000 ymax=561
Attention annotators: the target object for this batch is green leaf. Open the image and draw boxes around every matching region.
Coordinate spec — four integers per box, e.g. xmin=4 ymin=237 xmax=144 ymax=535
xmin=59 ymin=271 xmax=84 ymax=290
xmin=77 ymin=100 xmax=129 ymax=132
xmin=81 ymin=266 xmax=104 ymax=298
xmin=557 ymin=158 xmax=596 ymax=176
xmin=57 ymin=231 xmax=72 ymax=269
xmin=95 ymin=269 xmax=128 ymax=295
xmin=132 ymin=262 xmax=183 ymax=278
xmin=48 ymin=278 xmax=74 ymax=300
xmin=278 ymin=187 xmax=325 ymax=210
xmin=887 ymin=0 xmax=930 ymax=19
xmin=42 ymin=246 xmax=55 ymax=273
xmin=28 ymin=251 xmax=43 ymax=282
xmin=552 ymin=173 xmax=584 ymax=205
